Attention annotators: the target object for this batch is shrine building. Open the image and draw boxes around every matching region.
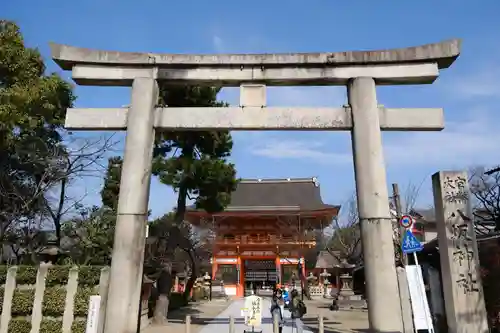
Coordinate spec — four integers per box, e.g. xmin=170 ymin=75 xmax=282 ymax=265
xmin=185 ymin=177 xmax=340 ymax=297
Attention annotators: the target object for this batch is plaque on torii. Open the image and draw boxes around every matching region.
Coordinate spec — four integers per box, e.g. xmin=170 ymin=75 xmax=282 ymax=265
xmin=49 ymin=39 xmax=461 ymax=333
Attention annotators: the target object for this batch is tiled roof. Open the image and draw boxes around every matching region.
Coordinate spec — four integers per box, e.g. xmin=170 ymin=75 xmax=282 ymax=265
xmin=314 ymin=250 xmax=341 ymax=269
xmin=218 ymin=178 xmax=337 ymax=211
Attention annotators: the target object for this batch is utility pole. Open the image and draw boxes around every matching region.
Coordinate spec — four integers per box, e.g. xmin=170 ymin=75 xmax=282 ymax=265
xmin=392 ymin=183 xmax=414 ymax=333
xmin=392 ymin=183 xmax=408 ymax=266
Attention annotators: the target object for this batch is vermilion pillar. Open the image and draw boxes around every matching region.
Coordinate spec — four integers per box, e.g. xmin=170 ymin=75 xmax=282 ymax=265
xmin=211 ymin=257 xmax=217 ymax=280
xmin=237 ymin=256 xmax=243 ymax=297
xmin=300 ymin=257 xmax=306 ymax=278
xmin=275 ymin=256 xmax=281 ymax=287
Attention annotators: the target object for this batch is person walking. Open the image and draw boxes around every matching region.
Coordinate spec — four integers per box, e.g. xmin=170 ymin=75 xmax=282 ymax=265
xmin=289 ymin=289 xmax=307 ymax=333
xmin=270 ymin=288 xmax=285 ymax=333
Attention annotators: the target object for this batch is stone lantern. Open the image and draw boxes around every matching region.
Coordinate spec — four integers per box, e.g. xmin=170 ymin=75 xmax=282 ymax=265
xmin=306 ymin=272 xmax=317 ymax=285
xmin=203 ymin=272 xmax=212 ymax=300
xmin=320 ymin=269 xmax=331 ymax=298
xmin=337 ymin=259 xmax=356 ymax=300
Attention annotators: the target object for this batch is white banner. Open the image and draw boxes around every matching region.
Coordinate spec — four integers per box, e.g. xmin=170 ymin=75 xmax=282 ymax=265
xmin=85 ymin=295 xmax=101 ymax=333
xmin=405 ymin=265 xmax=434 ymax=332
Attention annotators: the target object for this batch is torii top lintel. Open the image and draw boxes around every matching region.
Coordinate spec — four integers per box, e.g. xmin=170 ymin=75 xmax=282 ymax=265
xmin=50 ymin=39 xmax=461 ymax=71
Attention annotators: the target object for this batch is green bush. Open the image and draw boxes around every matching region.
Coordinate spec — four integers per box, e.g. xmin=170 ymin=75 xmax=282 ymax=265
xmin=11 ymin=288 xmax=35 ymax=316
xmin=40 ymin=318 xmax=63 ymax=333
xmin=0 ymin=265 xmax=8 ymax=284
xmin=42 ymin=287 xmax=67 ymax=317
xmin=8 ymin=318 xmax=31 ymax=333
xmin=71 ymin=319 xmax=86 ymax=333
xmin=169 ymin=292 xmax=188 ymax=310
xmin=0 ymin=287 xmax=4 ymax=314
xmin=73 ymin=286 xmax=97 ymax=317
xmin=77 ymin=266 xmax=102 ymax=286
xmin=16 ymin=266 xmax=38 ymax=285
xmin=46 ymin=266 xmax=70 ymax=287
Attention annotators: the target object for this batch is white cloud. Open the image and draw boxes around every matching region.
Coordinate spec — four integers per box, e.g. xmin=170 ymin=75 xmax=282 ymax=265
xmin=250 ymin=137 xmax=352 ymax=165
xmin=212 ymin=35 xmax=224 ymax=53
xmin=450 ymin=69 xmax=500 ymax=99
xmin=243 ymin=108 xmax=500 ymax=169
xmin=383 ymin=109 xmax=500 ymax=166
xmin=211 ymin=33 xmax=500 ymax=170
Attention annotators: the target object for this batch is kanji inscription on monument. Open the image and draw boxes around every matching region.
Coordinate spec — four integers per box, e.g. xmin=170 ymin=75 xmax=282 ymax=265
xmin=432 ymin=171 xmax=488 ymax=333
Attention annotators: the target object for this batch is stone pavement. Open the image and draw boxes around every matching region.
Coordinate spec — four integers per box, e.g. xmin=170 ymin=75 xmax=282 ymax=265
xmin=302 ymin=299 xmax=369 ymax=333
xmin=143 ymin=298 xmax=369 ymax=333
xmin=143 ymin=299 xmax=231 ymax=333
xmin=198 ymin=298 xmax=313 ymax=333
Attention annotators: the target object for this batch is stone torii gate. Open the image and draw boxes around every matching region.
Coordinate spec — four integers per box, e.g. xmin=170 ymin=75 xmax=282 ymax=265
xmin=50 ymin=39 xmax=460 ymax=333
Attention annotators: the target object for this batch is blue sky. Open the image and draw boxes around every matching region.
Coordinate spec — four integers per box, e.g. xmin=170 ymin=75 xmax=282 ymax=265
xmin=4 ymin=0 xmax=500 ymax=219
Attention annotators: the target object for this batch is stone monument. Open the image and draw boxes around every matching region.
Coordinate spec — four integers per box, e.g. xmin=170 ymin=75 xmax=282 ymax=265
xmin=50 ymin=39 xmax=461 ymax=333
xmin=432 ymin=171 xmax=488 ymax=333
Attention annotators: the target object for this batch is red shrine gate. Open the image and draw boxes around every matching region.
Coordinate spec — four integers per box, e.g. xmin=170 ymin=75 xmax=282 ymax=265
xmin=185 ymin=177 xmax=340 ymax=297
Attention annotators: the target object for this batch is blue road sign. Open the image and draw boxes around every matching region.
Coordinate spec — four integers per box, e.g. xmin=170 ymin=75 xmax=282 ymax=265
xmin=401 ymin=230 xmax=423 ymax=254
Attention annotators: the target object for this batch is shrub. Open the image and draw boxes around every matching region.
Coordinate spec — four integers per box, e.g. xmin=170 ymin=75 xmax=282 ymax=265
xmin=46 ymin=266 xmax=70 ymax=287
xmin=16 ymin=266 xmax=38 ymax=285
xmin=0 ymin=265 xmax=8 ymax=284
xmin=73 ymin=287 xmax=97 ymax=317
xmin=169 ymin=292 xmax=188 ymax=310
xmin=0 ymin=287 xmax=4 ymax=314
xmin=42 ymin=287 xmax=67 ymax=317
xmin=77 ymin=266 xmax=102 ymax=286
xmin=7 ymin=318 xmax=31 ymax=333
xmin=71 ymin=319 xmax=86 ymax=333
xmin=39 ymin=318 xmax=63 ymax=333
xmin=11 ymin=288 xmax=35 ymax=316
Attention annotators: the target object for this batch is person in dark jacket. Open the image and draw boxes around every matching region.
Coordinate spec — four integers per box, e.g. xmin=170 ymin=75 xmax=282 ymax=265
xmin=289 ymin=289 xmax=306 ymax=333
xmin=270 ymin=288 xmax=285 ymax=333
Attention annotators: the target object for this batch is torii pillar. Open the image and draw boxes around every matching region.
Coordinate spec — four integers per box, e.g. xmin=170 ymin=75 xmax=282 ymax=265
xmin=50 ymin=39 xmax=461 ymax=333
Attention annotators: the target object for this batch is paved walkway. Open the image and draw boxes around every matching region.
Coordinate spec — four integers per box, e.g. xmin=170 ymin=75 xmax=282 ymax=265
xmin=198 ymin=298 xmax=313 ymax=333
xmin=144 ymin=298 xmax=369 ymax=333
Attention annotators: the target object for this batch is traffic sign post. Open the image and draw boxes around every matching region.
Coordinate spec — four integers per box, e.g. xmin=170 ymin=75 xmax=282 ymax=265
xmin=400 ymin=229 xmax=433 ymax=332
xmin=399 ymin=215 xmax=414 ymax=229
xmin=401 ymin=230 xmax=423 ymax=254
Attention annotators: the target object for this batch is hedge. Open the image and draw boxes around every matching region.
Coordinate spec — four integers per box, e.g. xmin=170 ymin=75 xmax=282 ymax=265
xmin=11 ymin=288 xmax=35 ymax=316
xmin=0 ymin=265 xmax=105 ymax=286
xmin=16 ymin=266 xmax=38 ymax=285
xmin=0 ymin=265 xmax=7 ymax=284
xmin=0 ymin=287 xmax=4 ymax=314
xmin=40 ymin=319 xmax=63 ymax=333
xmin=73 ymin=286 xmax=97 ymax=317
xmin=169 ymin=292 xmax=188 ymax=310
xmin=71 ymin=320 xmax=86 ymax=333
xmin=42 ymin=287 xmax=67 ymax=317
xmin=77 ymin=266 xmax=102 ymax=286
xmin=8 ymin=318 xmax=31 ymax=333
xmin=46 ymin=266 xmax=70 ymax=287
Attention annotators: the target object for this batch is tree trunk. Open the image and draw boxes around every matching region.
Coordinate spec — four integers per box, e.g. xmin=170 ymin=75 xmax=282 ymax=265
xmin=153 ymin=267 xmax=172 ymax=324
xmin=174 ymin=182 xmax=188 ymax=224
xmin=302 ymin=276 xmax=312 ymax=300
xmin=183 ymin=248 xmax=198 ymax=300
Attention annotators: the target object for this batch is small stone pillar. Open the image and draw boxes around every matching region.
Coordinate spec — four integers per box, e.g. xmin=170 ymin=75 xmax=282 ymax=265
xmin=174 ymin=276 xmax=179 ymax=292
xmin=319 ymin=269 xmax=331 ymax=298
xmin=432 ymin=171 xmax=488 ymax=333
